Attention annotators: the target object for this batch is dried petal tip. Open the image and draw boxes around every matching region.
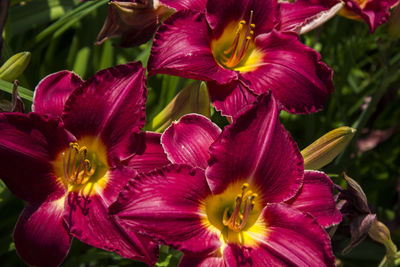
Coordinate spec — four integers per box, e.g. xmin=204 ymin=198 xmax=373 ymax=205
xmin=0 ymin=52 xmax=31 ymax=82
xmin=302 ymin=126 xmax=356 ymax=170
xmin=151 ymin=82 xmax=210 ymax=133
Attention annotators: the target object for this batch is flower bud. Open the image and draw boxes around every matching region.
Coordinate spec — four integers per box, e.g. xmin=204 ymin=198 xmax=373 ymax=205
xmin=0 ymin=52 xmax=31 ymax=82
xmin=151 ymin=82 xmax=210 ymax=132
xmin=96 ymin=0 xmax=174 ymax=47
xmin=302 ymin=126 xmax=356 ymax=170
xmin=369 ymin=220 xmax=398 ymax=257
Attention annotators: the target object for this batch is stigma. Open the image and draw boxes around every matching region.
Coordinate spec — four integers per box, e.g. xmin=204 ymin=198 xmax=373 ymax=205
xmin=221 ymin=11 xmax=255 ymax=69
xmin=222 ymin=183 xmax=258 ymax=232
xmin=62 ymin=142 xmax=95 ymax=185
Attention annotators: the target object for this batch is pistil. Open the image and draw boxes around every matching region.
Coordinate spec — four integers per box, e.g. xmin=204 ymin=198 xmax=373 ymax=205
xmin=221 ymin=11 xmax=255 ymax=69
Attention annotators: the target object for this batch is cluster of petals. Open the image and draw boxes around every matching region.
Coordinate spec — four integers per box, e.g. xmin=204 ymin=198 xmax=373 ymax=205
xmin=0 ymin=62 xmax=170 ymax=266
xmin=110 ymin=93 xmax=342 ymax=266
xmin=148 ymin=0 xmax=334 ymax=117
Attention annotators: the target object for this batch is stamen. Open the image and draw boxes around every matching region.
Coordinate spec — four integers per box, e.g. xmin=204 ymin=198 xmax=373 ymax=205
xmin=221 ymin=11 xmax=255 ymax=69
xmin=223 ymin=183 xmax=257 ymax=232
xmin=62 ymin=142 xmax=94 ymax=185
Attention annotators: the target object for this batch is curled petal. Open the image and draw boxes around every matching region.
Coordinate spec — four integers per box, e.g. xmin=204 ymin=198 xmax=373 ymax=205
xmin=0 ymin=113 xmax=71 ymax=202
xmin=241 ymin=30 xmax=333 ymax=114
xmin=161 ymin=114 xmax=221 ymax=169
xmin=207 ymin=80 xmax=258 ymax=118
xmin=32 ymin=71 xmax=83 ymax=117
xmin=14 ymin=198 xmax=71 ymax=267
xmin=110 ymin=165 xmax=221 ymax=255
xmin=278 ymin=0 xmax=342 ymax=34
xmin=206 ymin=93 xmax=303 ymax=204
xmin=225 ymin=203 xmax=335 ymax=266
xmin=62 ymin=62 xmax=147 ymax=166
xmin=286 ymin=171 xmax=342 ymax=228
xmin=148 ymin=10 xmax=237 ymax=85
xmin=64 ymin=167 xmax=158 ymax=265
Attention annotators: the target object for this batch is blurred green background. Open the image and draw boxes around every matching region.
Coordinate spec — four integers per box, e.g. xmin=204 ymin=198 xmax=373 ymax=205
xmin=0 ymin=0 xmax=399 ymax=266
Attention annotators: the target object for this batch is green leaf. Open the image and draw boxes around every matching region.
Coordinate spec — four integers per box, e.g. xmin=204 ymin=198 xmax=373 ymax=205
xmin=0 ymin=79 xmax=33 ymax=101
xmin=33 ymin=0 xmax=107 ymax=45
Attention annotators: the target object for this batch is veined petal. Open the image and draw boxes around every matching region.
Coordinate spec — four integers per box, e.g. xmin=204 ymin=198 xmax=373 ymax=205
xmin=64 ymin=166 xmax=158 ymax=265
xmin=62 ymin=62 xmax=147 ymax=166
xmin=240 ymin=30 xmax=333 ymax=114
xmin=278 ymin=0 xmax=342 ymax=34
xmin=126 ymin=131 xmax=171 ymax=172
xmin=206 ymin=0 xmax=279 ymax=37
xmin=206 ymin=93 xmax=303 ymax=204
xmin=148 ymin=10 xmax=237 ymax=85
xmin=110 ymin=165 xmax=221 ymax=255
xmin=224 ymin=203 xmax=335 ymax=267
xmin=32 ymin=71 xmax=83 ymax=117
xmin=161 ymin=114 xmax=221 ymax=169
xmin=14 ymin=198 xmax=71 ymax=267
xmin=286 ymin=170 xmax=342 ymax=228
xmin=0 ymin=113 xmax=71 ymax=202
xmin=207 ymin=80 xmax=258 ymax=117
xmin=161 ymin=0 xmax=206 ymax=11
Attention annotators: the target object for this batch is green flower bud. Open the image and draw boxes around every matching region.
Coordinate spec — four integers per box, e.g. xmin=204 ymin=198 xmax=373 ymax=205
xmin=302 ymin=126 xmax=356 ymax=170
xmin=0 ymin=52 xmax=31 ymax=82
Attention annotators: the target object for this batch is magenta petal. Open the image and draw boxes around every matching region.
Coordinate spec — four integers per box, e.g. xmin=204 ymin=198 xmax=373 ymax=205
xmin=286 ymin=171 xmax=342 ymax=228
xmin=206 ymin=93 xmax=303 ymax=204
xmin=32 ymin=71 xmax=84 ymax=117
xmin=0 ymin=113 xmax=71 ymax=202
xmin=225 ymin=203 xmax=335 ymax=266
xmin=14 ymin=199 xmax=71 ymax=267
xmin=62 ymin=62 xmax=147 ymax=165
xmin=343 ymin=0 xmax=391 ymax=32
xmin=110 ymin=165 xmax=221 ymax=255
xmin=64 ymin=168 xmax=158 ymax=266
xmin=148 ymin=10 xmax=237 ymax=85
xmin=278 ymin=0 xmax=340 ymax=33
xmin=161 ymin=0 xmax=206 ymax=11
xmin=208 ymin=80 xmax=258 ymax=117
xmin=161 ymin=114 xmax=221 ymax=169
xmin=125 ymin=131 xmax=170 ymax=172
xmin=180 ymin=251 xmax=225 ymax=267
xmin=206 ymin=0 xmax=279 ymax=37
xmin=241 ymin=30 xmax=333 ymax=114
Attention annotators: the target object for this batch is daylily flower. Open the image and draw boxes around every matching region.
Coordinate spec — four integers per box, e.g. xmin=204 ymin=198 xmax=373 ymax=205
xmin=110 ymin=93 xmax=341 ymax=266
xmin=148 ymin=0 xmax=334 ymax=117
xmin=96 ymin=0 xmax=207 ymax=47
xmin=0 ymin=62 xmax=170 ymax=266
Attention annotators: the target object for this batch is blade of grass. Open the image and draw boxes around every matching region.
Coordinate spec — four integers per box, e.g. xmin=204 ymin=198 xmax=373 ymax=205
xmin=0 ymin=79 xmax=33 ymax=101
